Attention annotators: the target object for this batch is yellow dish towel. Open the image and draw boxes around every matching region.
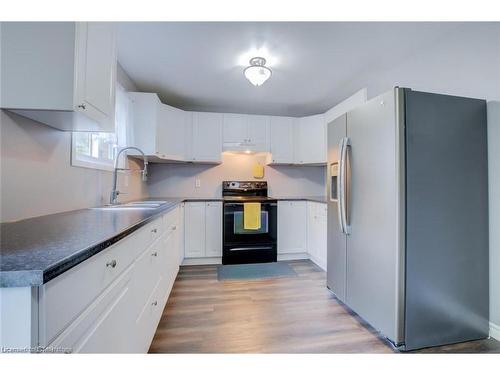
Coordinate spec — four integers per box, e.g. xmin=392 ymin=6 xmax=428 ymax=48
xmin=243 ymin=202 xmax=261 ymax=230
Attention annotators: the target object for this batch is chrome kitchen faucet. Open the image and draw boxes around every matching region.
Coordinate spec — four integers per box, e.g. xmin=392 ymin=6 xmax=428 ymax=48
xmin=110 ymin=146 xmax=148 ymax=205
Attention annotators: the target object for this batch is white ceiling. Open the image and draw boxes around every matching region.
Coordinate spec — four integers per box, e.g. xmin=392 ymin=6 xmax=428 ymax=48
xmin=117 ymin=22 xmax=484 ymax=116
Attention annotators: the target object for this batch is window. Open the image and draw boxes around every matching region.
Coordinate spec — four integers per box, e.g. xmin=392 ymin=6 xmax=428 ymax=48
xmin=71 ymin=84 xmax=133 ymax=171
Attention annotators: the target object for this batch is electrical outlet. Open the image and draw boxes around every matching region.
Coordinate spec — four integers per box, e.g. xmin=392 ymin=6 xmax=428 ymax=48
xmin=195 ymin=178 xmax=201 ymax=188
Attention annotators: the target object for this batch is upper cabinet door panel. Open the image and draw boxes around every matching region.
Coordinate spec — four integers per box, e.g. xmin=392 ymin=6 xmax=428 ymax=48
xmin=296 ymin=114 xmax=326 ymax=164
xmin=157 ymin=104 xmax=186 ymax=160
xmin=223 ymin=113 xmax=248 ymax=144
xmin=192 ymin=112 xmax=223 ymax=162
xmin=1 ymin=22 xmax=116 ymax=132
xmin=0 ymin=22 xmax=76 ymax=110
xmin=247 ymin=115 xmax=270 ymax=147
xmin=270 ymin=116 xmax=295 ymax=163
xmin=75 ymin=22 xmax=117 ymax=128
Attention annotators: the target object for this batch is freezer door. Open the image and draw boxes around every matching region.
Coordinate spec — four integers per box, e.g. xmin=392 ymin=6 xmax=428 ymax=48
xmin=404 ymin=90 xmax=489 ymax=350
xmin=345 ymin=89 xmax=403 ymax=344
xmin=326 ymin=114 xmax=347 ymax=301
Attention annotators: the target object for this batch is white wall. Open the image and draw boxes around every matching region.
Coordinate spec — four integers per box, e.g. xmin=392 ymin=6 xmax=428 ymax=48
xmin=324 ymin=88 xmax=367 ymax=123
xmin=147 ymin=152 xmax=325 ymax=198
xmin=488 ymin=101 xmax=500 ymax=339
xmin=0 ymin=64 xmax=147 ymax=222
xmin=345 ymin=23 xmax=500 ymax=104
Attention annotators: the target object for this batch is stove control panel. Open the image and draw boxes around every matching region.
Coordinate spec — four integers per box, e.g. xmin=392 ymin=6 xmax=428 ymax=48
xmin=223 ymin=181 xmax=267 ymax=190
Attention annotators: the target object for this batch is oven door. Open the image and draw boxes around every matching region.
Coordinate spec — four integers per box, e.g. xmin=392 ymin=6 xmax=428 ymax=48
xmin=223 ymin=202 xmax=277 ymax=245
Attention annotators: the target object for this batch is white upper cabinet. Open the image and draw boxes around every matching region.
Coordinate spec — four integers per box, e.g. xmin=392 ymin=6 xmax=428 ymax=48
xmin=129 ymin=92 xmax=187 ymax=161
xmin=247 ymin=115 xmax=270 ymax=150
xmin=223 ymin=113 xmax=270 ymax=152
xmin=295 ymin=114 xmax=327 ymax=165
xmin=1 ymin=22 xmax=117 ymax=132
xmin=223 ymin=113 xmax=248 ymax=145
xmin=269 ymin=116 xmax=295 ymax=164
xmin=189 ymin=112 xmax=223 ymax=163
xmin=157 ymin=104 xmax=187 ymax=160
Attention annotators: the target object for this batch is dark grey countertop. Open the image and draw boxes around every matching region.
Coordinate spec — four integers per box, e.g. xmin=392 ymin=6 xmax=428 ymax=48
xmin=0 ymin=200 xmax=182 ymax=287
xmin=0 ymin=196 xmax=326 ymax=288
xmin=270 ymin=196 xmax=327 ymax=204
xmin=180 ymin=196 xmax=327 ymax=203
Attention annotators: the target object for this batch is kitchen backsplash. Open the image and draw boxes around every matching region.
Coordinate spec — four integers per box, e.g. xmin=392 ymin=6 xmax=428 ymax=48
xmin=147 ymin=152 xmax=326 ymax=198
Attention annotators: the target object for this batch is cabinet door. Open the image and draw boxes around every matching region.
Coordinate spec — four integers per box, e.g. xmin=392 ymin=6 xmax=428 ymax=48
xmin=178 ymin=204 xmax=185 ymax=265
xmin=205 ymin=202 xmax=223 ymax=257
xmin=184 ymin=202 xmax=206 ymax=258
xmin=75 ymin=22 xmax=116 ymax=131
xmin=278 ymin=201 xmax=307 ymax=254
xmin=307 ymin=203 xmax=318 ymax=259
xmin=192 ymin=112 xmax=223 ymax=162
xmin=62 ymin=267 xmax=136 ymax=353
xmin=296 ymin=114 xmax=326 ymax=164
xmin=223 ymin=113 xmax=248 ymax=144
xmin=270 ymin=116 xmax=295 ymax=163
xmin=157 ymin=104 xmax=187 ymax=160
xmin=247 ymin=115 xmax=270 ymax=150
xmin=316 ymin=204 xmax=328 ymax=270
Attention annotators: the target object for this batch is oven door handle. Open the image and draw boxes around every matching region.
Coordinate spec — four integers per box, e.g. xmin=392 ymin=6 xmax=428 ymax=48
xmin=229 ymin=246 xmax=274 ymax=251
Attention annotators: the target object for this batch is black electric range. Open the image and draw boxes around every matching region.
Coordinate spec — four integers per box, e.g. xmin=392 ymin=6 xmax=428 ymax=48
xmin=222 ymin=181 xmax=277 ymax=265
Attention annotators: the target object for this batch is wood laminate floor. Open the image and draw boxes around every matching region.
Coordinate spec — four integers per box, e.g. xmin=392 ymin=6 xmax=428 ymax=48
xmin=149 ymin=260 xmax=500 ymax=354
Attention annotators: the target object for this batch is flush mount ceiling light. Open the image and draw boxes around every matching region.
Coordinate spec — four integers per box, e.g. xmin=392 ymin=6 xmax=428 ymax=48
xmin=244 ymin=57 xmax=272 ymax=86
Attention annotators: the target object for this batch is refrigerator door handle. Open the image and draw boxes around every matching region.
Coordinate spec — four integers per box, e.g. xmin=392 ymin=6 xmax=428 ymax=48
xmin=340 ymin=137 xmax=351 ymax=234
xmin=338 ymin=138 xmax=346 ymax=234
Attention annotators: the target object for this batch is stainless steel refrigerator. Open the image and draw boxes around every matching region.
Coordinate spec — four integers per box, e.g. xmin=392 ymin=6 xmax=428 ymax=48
xmin=326 ymin=87 xmax=489 ymax=351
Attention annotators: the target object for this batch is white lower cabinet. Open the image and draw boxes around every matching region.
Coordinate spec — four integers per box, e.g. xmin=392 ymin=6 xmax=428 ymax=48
xmin=184 ymin=201 xmax=222 ymax=259
xmin=40 ymin=206 xmax=182 ymax=353
xmin=277 ymin=200 xmax=327 ymax=269
xmin=277 ymin=201 xmax=307 ymax=254
xmin=307 ymin=202 xmax=327 ymax=270
xmin=205 ymin=202 xmax=223 ymax=257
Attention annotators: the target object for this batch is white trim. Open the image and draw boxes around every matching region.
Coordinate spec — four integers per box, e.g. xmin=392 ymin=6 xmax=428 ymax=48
xmin=70 ymin=152 xmax=115 ymax=172
xmin=308 ymin=254 xmax=327 ymax=271
xmin=277 ymin=252 xmax=309 ymax=261
xmin=490 ymin=322 xmax=500 ymax=340
xmin=182 ymin=257 xmax=222 ymax=266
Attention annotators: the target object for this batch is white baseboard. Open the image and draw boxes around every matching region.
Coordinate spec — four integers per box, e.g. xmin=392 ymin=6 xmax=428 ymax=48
xmin=277 ymin=252 xmax=309 ymax=261
xmin=182 ymin=257 xmax=222 ymax=266
xmin=308 ymin=254 xmax=327 ymax=271
xmin=490 ymin=322 xmax=500 ymax=340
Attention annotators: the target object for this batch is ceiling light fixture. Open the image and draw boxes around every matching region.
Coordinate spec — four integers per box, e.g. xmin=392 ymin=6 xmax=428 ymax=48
xmin=244 ymin=57 xmax=272 ymax=86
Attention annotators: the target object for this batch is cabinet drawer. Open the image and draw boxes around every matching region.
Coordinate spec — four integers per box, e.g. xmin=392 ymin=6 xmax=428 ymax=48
xmin=39 ymin=216 xmax=163 ymax=345
xmin=163 ymin=206 xmax=180 ymax=236
xmin=49 ymin=262 xmax=135 ymax=353
xmin=128 ymin=234 xmax=166 ymax=319
xmin=133 ymin=275 xmax=167 ymax=352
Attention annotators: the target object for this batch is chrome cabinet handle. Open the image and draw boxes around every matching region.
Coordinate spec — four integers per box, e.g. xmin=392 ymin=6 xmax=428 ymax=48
xmin=106 ymin=260 xmax=117 ymax=268
xmin=151 ymin=252 xmax=158 ymax=257
xmin=151 ymin=301 xmax=158 ymax=306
